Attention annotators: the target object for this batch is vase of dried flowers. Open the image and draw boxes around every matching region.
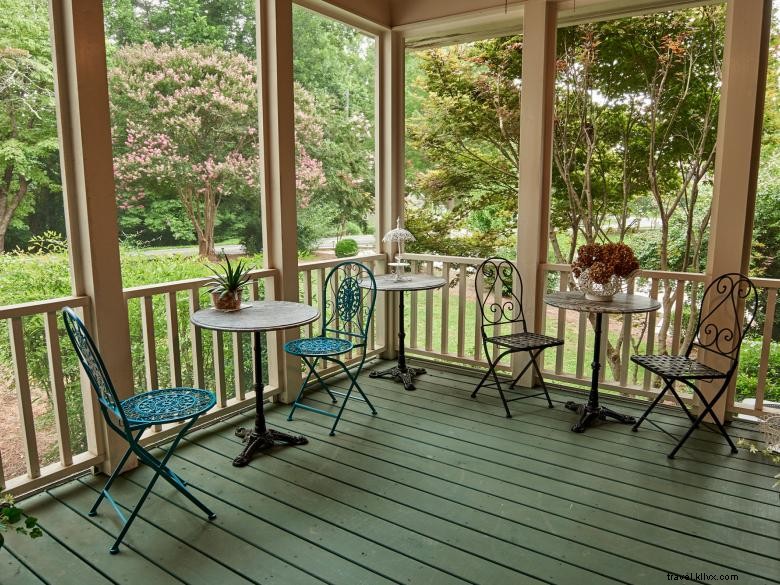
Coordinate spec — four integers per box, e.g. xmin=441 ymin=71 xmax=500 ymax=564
xmin=571 ymin=242 xmax=639 ymax=302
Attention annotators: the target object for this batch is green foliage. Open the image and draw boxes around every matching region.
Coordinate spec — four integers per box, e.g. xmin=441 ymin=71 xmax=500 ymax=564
xmin=297 ymin=203 xmax=335 ymax=256
xmin=206 ymin=253 xmax=252 ymax=295
xmin=736 ymin=339 xmax=780 ymax=404
xmin=0 ymin=0 xmax=60 ymax=251
xmin=335 ymin=238 xmax=358 ymax=258
xmin=0 ymin=492 xmax=42 ymax=549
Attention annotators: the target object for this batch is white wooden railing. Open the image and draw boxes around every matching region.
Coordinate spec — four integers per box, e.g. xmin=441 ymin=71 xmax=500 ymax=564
xmin=3 ymin=251 xmax=777 ymax=496
xmin=1 ymin=255 xmax=387 ymax=496
xmin=0 ymin=296 xmax=104 ymax=496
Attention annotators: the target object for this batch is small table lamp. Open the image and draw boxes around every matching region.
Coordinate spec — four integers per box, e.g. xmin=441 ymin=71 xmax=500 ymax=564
xmin=383 ymin=217 xmax=416 ymax=281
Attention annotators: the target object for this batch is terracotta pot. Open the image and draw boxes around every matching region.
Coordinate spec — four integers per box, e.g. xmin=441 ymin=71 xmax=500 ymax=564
xmin=212 ymin=290 xmax=242 ymax=311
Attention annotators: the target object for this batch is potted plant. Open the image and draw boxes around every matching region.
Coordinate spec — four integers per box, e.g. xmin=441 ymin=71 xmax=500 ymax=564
xmin=571 ymin=242 xmax=640 ymax=301
xmin=1 ymin=490 xmax=43 ymax=550
xmin=207 ymin=253 xmax=252 ymax=311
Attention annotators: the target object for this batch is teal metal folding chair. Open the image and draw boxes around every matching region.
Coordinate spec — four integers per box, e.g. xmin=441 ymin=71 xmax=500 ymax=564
xmin=62 ymin=307 xmax=217 ymax=554
xmin=285 ymin=261 xmax=377 ymax=435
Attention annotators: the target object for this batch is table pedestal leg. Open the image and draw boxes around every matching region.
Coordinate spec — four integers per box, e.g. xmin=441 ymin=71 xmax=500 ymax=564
xmin=232 ymin=332 xmax=308 ymax=467
xmin=370 ymin=290 xmax=425 ymax=390
xmin=565 ymin=313 xmax=636 ymax=433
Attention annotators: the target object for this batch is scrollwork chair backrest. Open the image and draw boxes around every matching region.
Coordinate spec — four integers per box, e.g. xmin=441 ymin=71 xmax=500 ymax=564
xmin=322 ymin=261 xmax=377 ymax=345
xmin=62 ymin=307 xmax=130 ymax=431
xmin=687 ymin=273 xmax=758 ymax=369
xmin=476 ymin=257 xmax=527 ymax=335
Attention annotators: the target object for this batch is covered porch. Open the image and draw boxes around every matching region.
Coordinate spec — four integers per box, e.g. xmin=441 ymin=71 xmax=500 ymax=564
xmin=5 ymin=363 xmax=779 ymax=584
xmin=1 ymin=0 xmax=779 ymax=582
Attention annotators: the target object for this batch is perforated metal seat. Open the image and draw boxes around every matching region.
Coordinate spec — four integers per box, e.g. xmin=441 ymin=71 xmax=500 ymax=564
xmin=284 ymin=337 xmax=353 ymax=357
xmin=631 ymin=273 xmax=757 ymax=458
xmin=472 ymin=257 xmax=563 ymax=417
xmin=121 ymin=388 xmax=216 ymax=426
xmin=630 ymin=355 xmax=725 ymax=380
xmin=63 ymin=307 xmax=217 ymax=554
xmin=487 ymin=332 xmax=564 ymax=352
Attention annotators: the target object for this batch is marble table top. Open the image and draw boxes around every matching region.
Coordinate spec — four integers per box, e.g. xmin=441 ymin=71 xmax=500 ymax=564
xmin=360 ymin=273 xmax=447 ymax=292
xmin=544 ymin=292 xmax=661 ymax=315
xmin=191 ymin=300 xmax=319 ymax=333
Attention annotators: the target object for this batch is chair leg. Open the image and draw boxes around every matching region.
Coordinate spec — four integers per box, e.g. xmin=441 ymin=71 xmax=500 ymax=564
xmin=632 ymin=379 xmax=673 ymax=432
xmin=109 ymin=416 xmax=214 ymax=554
xmin=89 ymin=435 xmax=140 ymax=517
xmin=529 ymin=351 xmax=554 ymax=408
xmin=472 ymin=340 xmax=497 ymax=398
xmin=288 ymin=357 xmax=320 ymax=421
xmin=329 ymin=357 xmax=375 ymax=436
xmin=670 ymin=385 xmax=738 ymax=458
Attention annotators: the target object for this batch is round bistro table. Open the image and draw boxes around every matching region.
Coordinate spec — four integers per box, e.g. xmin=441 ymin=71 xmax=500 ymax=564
xmin=360 ymin=273 xmax=447 ymax=391
xmin=191 ymin=300 xmax=319 ymax=466
xmin=544 ymin=291 xmax=661 ymax=432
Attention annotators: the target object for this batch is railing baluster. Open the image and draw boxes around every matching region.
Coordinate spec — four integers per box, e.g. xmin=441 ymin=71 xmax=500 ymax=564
xmin=366 ymin=260 xmax=375 ymax=351
xmin=44 ymin=311 xmax=72 ymax=467
xmin=410 ymin=261 xmax=419 ymax=349
xmin=644 ymin=278 xmax=660 ymax=390
xmin=426 ymin=261 xmax=434 ymax=351
xmin=140 ymin=296 xmax=158 ymax=391
xmin=9 ymin=317 xmax=40 ymax=479
xmin=165 ymin=291 xmax=182 ymax=387
xmin=671 ymin=279 xmax=685 ymax=355
xmin=576 ymin=311 xmax=587 ymax=379
xmin=188 ymin=288 xmax=205 ymax=388
xmin=755 ymin=288 xmax=777 ymax=411
xmin=620 ymin=278 xmax=635 ymax=388
xmin=555 ymin=272 xmax=566 ymax=374
xmin=304 ymin=269 xmax=313 ymax=339
xmin=474 ymin=268 xmax=483 ymax=362
xmin=599 ymin=314 xmax=609 ymax=383
xmin=232 ymin=331 xmax=246 ymax=401
xmin=212 ymin=330 xmax=226 ymax=407
xmin=457 ymin=264 xmax=467 ymax=357
xmin=440 ymin=262 xmax=450 ymax=354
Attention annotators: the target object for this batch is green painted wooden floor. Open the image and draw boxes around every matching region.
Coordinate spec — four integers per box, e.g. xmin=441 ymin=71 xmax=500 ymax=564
xmin=4 ymin=361 xmax=779 ymax=585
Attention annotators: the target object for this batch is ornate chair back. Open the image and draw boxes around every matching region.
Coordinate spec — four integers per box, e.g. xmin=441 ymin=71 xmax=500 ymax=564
xmin=686 ymin=273 xmax=758 ymax=372
xmin=476 ymin=257 xmax=527 ymax=336
xmin=62 ymin=307 xmax=131 ymax=435
xmin=321 ymin=261 xmax=377 ymax=346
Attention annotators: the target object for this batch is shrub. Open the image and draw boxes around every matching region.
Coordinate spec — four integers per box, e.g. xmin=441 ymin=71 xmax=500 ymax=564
xmin=335 ymin=238 xmax=359 ymax=258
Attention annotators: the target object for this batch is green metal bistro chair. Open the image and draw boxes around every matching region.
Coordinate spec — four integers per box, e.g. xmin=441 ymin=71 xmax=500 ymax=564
xmin=631 ymin=273 xmax=758 ymax=458
xmin=472 ymin=257 xmax=563 ymax=417
xmin=285 ymin=261 xmax=378 ymax=435
xmin=62 ymin=307 xmax=216 ymax=554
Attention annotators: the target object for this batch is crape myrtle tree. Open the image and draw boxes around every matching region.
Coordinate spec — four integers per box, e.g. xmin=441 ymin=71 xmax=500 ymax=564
xmin=0 ymin=0 xmax=59 ymax=252
xmin=109 ymin=43 xmax=324 ymax=258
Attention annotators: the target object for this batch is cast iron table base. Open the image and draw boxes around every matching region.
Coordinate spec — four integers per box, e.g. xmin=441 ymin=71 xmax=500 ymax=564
xmin=369 ymin=288 xmax=422 ymax=390
xmin=565 ymin=312 xmax=636 ymax=433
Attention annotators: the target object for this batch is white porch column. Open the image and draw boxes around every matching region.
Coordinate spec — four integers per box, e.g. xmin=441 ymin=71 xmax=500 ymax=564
xmin=52 ymin=0 xmax=135 ymax=472
xmin=703 ymin=0 xmax=770 ymax=418
xmin=377 ymin=29 xmax=405 ymax=360
xmin=256 ymin=0 xmax=302 ymax=402
xmin=513 ymin=0 xmax=557 ymax=384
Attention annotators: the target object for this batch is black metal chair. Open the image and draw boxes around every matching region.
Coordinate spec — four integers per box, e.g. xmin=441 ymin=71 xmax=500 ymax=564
xmin=631 ymin=273 xmax=758 ymax=458
xmin=472 ymin=257 xmax=563 ymax=417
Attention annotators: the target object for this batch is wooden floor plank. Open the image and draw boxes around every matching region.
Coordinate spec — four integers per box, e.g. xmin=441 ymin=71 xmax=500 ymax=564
xmin=172 ymin=438 xmax=547 ymax=585
xmin=353 ymin=377 xmax=780 ymax=498
xmin=73 ymin=476 xmax=323 ymax=585
xmin=10 ymin=361 xmax=779 ymax=585
xmin=0 ymin=547 xmax=47 ymax=585
xmin=401 ymin=368 xmax=780 ymax=478
xmin=207 ymin=431 xmax=642 ymax=585
xmin=265 ymin=414 xmax=780 ymax=582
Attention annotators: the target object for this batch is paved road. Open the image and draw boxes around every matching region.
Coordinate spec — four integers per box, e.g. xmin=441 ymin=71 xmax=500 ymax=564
xmin=139 ymin=235 xmax=376 ymax=257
